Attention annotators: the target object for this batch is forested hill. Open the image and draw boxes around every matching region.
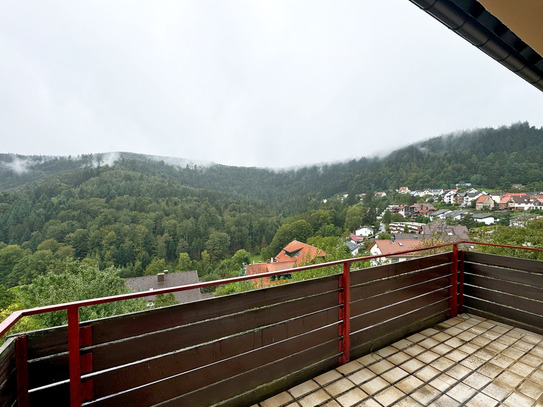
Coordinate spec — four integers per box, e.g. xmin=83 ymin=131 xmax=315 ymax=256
xmin=1 ymin=122 xmax=543 ymax=204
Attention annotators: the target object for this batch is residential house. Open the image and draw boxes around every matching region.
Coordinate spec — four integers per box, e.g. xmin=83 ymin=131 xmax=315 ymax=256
xmin=499 ymin=193 xmax=526 ymax=210
xmin=247 ymin=240 xmax=326 ymax=287
xmin=346 ymin=241 xmax=361 ymax=256
xmin=369 ymin=239 xmax=422 ymax=265
xmin=125 ymin=270 xmax=206 ymax=305
xmin=421 ymin=222 xmax=469 ymax=242
xmin=398 ymin=186 xmax=410 ymax=194
xmin=512 ymin=195 xmax=543 ymax=211
xmin=462 ymin=189 xmax=485 ymax=207
xmin=349 ymin=233 xmax=365 ymax=244
xmin=430 ymin=209 xmax=452 ymax=221
xmin=274 ymin=240 xmax=326 ymax=266
xmin=405 ymin=203 xmax=436 ymax=217
xmin=389 ymin=222 xmax=425 ymax=234
xmin=442 ymin=210 xmax=469 ymax=221
xmin=475 ymin=195 xmax=495 ymax=211
xmin=472 ymin=214 xmax=497 ymax=225
xmin=355 ymin=226 xmax=374 ymax=237
xmin=246 ymin=260 xmax=296 ymax=287
xmin=510 ymin=213 xmax=543 ymax=227
xmin=443 ymin=190 xmax=458 ymax=205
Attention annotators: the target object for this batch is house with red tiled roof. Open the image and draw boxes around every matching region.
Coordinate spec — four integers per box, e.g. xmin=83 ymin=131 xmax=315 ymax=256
xmin=475 ymin=195 xmax=495 ymax=211
xmin=369 ymin=239 xmax=421 ymax=266
xmin=246 ymin=261 xmax=295 ymax=287
xmin=274 ymin=240 xmax=326 ymax=266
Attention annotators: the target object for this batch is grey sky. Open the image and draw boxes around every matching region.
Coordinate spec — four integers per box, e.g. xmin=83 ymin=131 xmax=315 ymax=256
xmin=1 ymin=1 xmax=542 ymax=168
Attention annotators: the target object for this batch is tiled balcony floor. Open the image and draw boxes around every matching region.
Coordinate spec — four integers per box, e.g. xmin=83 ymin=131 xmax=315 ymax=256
xmin=254 ymin=314 xmax=543 ymax=407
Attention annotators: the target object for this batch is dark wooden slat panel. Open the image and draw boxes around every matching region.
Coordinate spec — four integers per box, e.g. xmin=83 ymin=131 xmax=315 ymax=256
xmin=464 ymin=286 xmax=543 ymax=318
xmin=91 ymin=275 xmax=339 ymax=345
xmin=26 ymin=275 xmax=339 ymax=360
xmin=215 ymin=355 xmax=339 ymax=407
xmin=84 ymin=331 xmax=340 ymax=406
xmin=465 ymin=251 xmax=543 ymax=274
xmin=465 ymin=273 xmax=543 ymax=303
xmin=173 ymin=352 xmax=340 ymax=407
xmin=350 ymin=300 xmax=450 ymax=351
xmin=351 ymin=289 xmax=450 ymax=333
xmin=351 ymin=276 xmax=450 ymax=317
xmin=85 ymin=308 xmax=339 ymax=398
xmin=464 ymin=307 xmax=543 ymax=336
xmin=351 ymin=253 xmax=451 ymax=286
xmin=0 ymin=339 xmax=16 ymax=407
xmin=89 ymin=290 xmax=339 ymax=372
xmin=351 ymin=266 xmax=450 ymax=305
xmin=463 ymin=296 xmax=543 ymax=331
xmin=28 ymin=291 xmax=339 ymax=388
xmin=350 ymin=309 xmax=448 ymax=359
xmin=464 ymin=262 xmax=543 ymax=290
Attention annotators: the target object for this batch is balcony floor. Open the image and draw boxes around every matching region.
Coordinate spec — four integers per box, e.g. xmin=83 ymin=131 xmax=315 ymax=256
xmin=254 ymin=314 xmax=543 ymax=407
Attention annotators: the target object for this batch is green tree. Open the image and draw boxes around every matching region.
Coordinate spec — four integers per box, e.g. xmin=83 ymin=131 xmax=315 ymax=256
xmin=175 ymin=252 xmax=192 ymax=272
xmin=205 ymin=231 xmax=231 ymax=262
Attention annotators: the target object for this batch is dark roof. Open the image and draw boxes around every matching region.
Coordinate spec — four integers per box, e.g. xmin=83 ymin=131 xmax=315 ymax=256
xmin=410 ymin=0 xmax=543 ymax=92
xmin=125 ymin=270 xmax=204 ymax=304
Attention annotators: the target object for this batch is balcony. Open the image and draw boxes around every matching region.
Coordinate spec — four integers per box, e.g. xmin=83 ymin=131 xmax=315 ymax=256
xmin=0 ymin=242 xmax=542 ymax=406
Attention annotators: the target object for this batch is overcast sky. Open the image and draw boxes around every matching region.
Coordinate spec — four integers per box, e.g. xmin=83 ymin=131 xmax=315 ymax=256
xmin=1 ymin=1 xmax=543 ymax=168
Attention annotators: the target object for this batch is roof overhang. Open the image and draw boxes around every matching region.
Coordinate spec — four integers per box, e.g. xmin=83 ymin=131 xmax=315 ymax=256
xmin=409 ymin=0 xmax=543 ymax=92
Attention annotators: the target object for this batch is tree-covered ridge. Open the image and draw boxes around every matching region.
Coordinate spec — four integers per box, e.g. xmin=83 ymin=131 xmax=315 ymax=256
xmin=2 ymin=122 xmax=543 ymax=201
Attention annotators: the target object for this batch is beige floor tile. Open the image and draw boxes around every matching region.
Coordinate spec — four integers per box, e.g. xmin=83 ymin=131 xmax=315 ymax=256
xmin=374 ymin=386 xmax=405 ymax=407
xmin=447 ymin=382 xmax=476 ymax=403
xmin=432 ymin=343 xmax=453 ymax=356
xmin=458 ymin=331 xmax=477 ymax=342
xmin=473 ymin=348 xmax=497 ymax=361
xmin=446 ymin=364 xmax=471 ymax=380
xmin=324 ymin=378 xmax=356 ymax=397
xmin=518 ymin=379 xmax=543 ymax=400
xmin=446 ymin=349 xmax=468 ymax=362
xmin=360 ymin=376 xmax=388 ymax=395
xmin=410 ymin=384 xmax=439 ymax=405
xmin=404 ymin=344 xmax=425 ymax=357
xmin=502 ymin=346 xmax=527 ymax=360
xmin=477 ymin=362 xmax=503 ymax=379
xmin=387 ymin=351 xmax=410 ymax=366
xmin=491 ymin=354 xmax=515 ymax=369
xmin=429 ymin=394 xmax=458 ymax=406
xmin=414 ymin=365 xmax=440 ymax=382
xmin=347 ymin=368 xmax=375 ymax=385
xmin=470 ymin=336 xmax=492 ymax=347
xmin=502 ymin=391 xmax=536 ymax=407
xmin=519 ymin=352 xmax=542 ymax=367
xmin=260 ymin=391 xmax=294 ymax=407
xmin=368 ymin=359 xmax=394 ymax=375
xmin=417 ymin=350 xmax=439 ymax=364
xmin=298 ymin=389 xmax=331 ymax=407
xmin=396 ymin=375 xmax=424 ymax=394
xmin=335 ymin=387 xmax=367 ymax=407
xmin=509 ymin=361 xmax=536 ymax=376
xmin=356 ymin=398 xmax=381 ymax=407
xmin=406 ymin=333 xmax=426 ymax=343
xmin=392 ymin=339 xmax=414 ymax=350
xmin=495 ymin=370 xmax=524 ymax=387
xmin=486 ymin=340 xmax=507 ymax=353
xmin=458 ymin=342 xmax=479 ymax=355
xmin=356 ymin=353 xmax=381 ymax=367
xmin=376 ymin=346 xmax=396 ymax=358
xmin=421 ymin=328 xmax=440 ymax=336
xmin=315 ymin=370 xmax=343 ymax=386
xmin=394 ymin=396 xmax=422 ymax=406
xmin=399 ymin=358 xmax=424 ymax=373
xmin=419 ymin=338 xmax=439 ymax=349
xmin=322 ymin=400 xmax=341 ymax=407
xmin=431 ymin=332 xmax=452 ymax=343
xmin=381 ymin=367 xmax=409 ymax=384
xmin=428 ymin=376 xmax=452 ymax=392
xmin=431 ymin=356 xmax=455 ymax=371
xmin=528 ymin=368 xmax=543 ymax=382
xmin=462 ymin=371 xmax=492 ymax=390
xmin=465 ymin=392 xmax=499 ymax=407
xmin=337 ymin=361 xmax=363 ymax=375
xmin=460 ymin=355 xmax=486 ymax=370
xmin=444 ymin=337 xmax=464 ymax=348
xmin=289 ymin=380 xmax=320 ymax=398
xmin=481 ymin=382 xmax=512 ymax=402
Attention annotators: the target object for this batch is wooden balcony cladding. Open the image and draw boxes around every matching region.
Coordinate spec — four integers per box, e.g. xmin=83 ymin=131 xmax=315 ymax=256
xmin=0 ymin=339 xmax=16 ymax=407
xmin=349 ymin=253 xmax=453 ymax=358
xmin=464 ymin=251 xmax=543 ymax=334
xmin=26 ymin=275 xmax=342 ymax=406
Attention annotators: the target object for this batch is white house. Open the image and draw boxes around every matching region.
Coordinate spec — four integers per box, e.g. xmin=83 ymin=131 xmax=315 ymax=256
xmin=472 ymin=214 xmax=497 ymax=225
xmin=355 ymin=226 xmax=374 ymax=237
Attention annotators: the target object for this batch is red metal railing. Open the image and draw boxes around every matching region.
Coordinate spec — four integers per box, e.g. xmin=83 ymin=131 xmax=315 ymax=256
xmin=1 ymin=240 xmax=541 ymax=406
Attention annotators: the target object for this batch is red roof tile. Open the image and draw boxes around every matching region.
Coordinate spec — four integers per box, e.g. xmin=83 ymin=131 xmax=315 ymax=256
xmin=275 ymin=240 xmax=326 ymax=266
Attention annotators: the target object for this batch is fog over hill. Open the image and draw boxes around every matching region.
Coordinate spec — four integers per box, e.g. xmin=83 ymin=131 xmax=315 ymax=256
xmin=1 ymin=122 xmax=543 ymax=200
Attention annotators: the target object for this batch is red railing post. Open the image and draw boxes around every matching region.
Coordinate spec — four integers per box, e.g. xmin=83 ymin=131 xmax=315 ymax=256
xmin=15 ymin=335 xmax=29 ymax=407
xmin=458 ymin=249 xmax=465 ymax=314
xmin=449 ymin=244 xmax=458 ymax=317
xmin=339 ymin=262 xmax=351 ymax=365
xmin=68 ymin=306 xmax=81 ymax=407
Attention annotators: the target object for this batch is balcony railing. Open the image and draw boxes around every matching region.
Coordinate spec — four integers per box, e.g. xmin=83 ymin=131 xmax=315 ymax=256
xmin=0 ymin=241 xmax=541 ymax=406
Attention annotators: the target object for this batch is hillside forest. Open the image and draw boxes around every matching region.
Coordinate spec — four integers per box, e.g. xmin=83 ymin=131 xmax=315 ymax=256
xmin=1 ymin=122 xmax=543 ymax=330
